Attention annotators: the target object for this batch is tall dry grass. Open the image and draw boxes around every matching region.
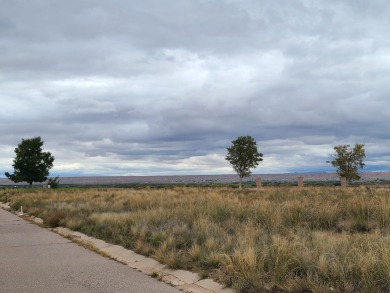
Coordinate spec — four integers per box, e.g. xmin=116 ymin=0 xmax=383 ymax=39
xmin=2 ymin=186 xmax=390 ymax=292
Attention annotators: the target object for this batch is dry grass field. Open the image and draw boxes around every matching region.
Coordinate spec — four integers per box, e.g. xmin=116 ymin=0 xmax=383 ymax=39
xmin=2 ymin=186 xmax=390 ymax=292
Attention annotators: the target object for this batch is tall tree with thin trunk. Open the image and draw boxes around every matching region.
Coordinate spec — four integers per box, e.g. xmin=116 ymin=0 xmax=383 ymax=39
xmin=225 ymin=136 xmax=263 ymax=189
xmin=5 ymin=137 xmax=55 ymax=187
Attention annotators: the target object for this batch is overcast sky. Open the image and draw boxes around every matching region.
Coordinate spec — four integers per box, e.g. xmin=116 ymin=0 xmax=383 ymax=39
xmin=1 ymin=0 xmax=390 ymax=177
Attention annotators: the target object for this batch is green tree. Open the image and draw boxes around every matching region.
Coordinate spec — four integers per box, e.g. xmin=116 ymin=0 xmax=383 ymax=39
xmin=329 ymin=144 xmax=365 ymax=182
xmin=226 ymin=135 xmax=263 ymax=189
xmin=5 ymin=137 xmax=55 ymax=187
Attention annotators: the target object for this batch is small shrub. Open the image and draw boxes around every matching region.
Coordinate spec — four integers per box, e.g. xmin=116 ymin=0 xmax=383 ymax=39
xmin=149 ymin=232 xmax=165 ymax=247
xmin=10 ymin=200 xmax=22 ymax=211
xmin=44 ymin=211 xmax=67 ymax=228
xmin=200 ymin=252 xmax=223 ymax=269
xmin=188 ymin=244 xmax=202 ymax=262
xmin=47 ymin=176 xmax=60 ymax=188
xmin=165 ymin=251 xmax=185 ymax=269
xmin=150 ymin=271 xmax=159 ymax=278
xmin=0 ymin=193 xmax=8 ymax=202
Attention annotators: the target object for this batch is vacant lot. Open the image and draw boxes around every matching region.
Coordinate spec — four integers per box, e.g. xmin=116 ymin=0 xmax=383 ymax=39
xmin=2 ymin=186 xmax=390 ymax=292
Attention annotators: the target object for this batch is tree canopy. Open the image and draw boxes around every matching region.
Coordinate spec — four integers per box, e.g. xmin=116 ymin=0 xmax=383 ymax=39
xmin=5 ymin=137 xmax=55 ymax=186
xmin=329 ymin=144 xmax=365 ymax=182
xmin=225 ymin=135 xmax=263 ymax=189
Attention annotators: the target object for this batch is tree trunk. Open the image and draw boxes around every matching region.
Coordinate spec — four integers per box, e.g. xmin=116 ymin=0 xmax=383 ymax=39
xmin=239 ymin=176 xmax=242 ymax=189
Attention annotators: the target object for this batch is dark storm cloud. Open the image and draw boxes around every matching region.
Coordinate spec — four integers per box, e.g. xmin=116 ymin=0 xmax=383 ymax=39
xmin=1 ymin=0 xmax=390 ymax=175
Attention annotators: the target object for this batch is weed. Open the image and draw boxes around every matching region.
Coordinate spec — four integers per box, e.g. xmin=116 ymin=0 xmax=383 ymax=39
xmin=44 ymin=211 xmax=67 ymax=228
xmin=150 ymin=271 xmax=159 ymax=278
xmin=10 ymin=200 xmax=22 ymax=211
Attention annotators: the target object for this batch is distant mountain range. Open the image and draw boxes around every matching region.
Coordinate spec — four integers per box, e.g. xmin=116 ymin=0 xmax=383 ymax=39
xmin=1 ymin=172 xmax=389 ymax=186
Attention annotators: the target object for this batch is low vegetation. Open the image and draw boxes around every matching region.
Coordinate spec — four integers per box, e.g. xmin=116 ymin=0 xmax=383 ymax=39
xmin=2 ymin=186 xmax=390 ymax=292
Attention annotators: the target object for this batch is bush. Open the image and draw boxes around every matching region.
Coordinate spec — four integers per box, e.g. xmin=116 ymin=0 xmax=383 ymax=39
xmin=47 ymin=176 xmax=60 ymax=188
xmin=10 ymin=200 xmax=22 ymax=211
xmin=44 ymin=211 xmax=67 ymax=228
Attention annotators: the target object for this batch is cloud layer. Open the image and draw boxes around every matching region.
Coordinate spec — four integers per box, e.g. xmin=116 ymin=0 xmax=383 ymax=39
xmin=1 ymin=1 xmax=390 ymax=176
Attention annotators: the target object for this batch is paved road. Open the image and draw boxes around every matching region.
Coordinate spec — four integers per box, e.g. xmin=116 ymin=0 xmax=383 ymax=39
xmin=0 ymin=209 xmax=180 ymax=293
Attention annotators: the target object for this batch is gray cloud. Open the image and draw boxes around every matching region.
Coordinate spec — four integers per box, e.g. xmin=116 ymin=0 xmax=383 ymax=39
xmin=1 ymin=1 xmax=389 ymax=176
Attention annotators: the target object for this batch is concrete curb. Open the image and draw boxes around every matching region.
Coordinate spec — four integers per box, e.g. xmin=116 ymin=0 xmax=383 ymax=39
xmin=0 ymin=202 xmax=11 ymax=210
xmin=0 ymin=202 xmax=234 ymax=293
xmin=54 ymin=227 xmax=234 ymax=293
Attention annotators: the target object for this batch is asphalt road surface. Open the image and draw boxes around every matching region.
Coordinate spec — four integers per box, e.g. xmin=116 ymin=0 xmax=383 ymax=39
xmin=0 ymin=208 xmax=180 ymax=293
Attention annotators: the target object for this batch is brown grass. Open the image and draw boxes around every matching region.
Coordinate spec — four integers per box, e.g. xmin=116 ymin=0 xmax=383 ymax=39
xmin=2 ymin=186 xmax=390 ymax=292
